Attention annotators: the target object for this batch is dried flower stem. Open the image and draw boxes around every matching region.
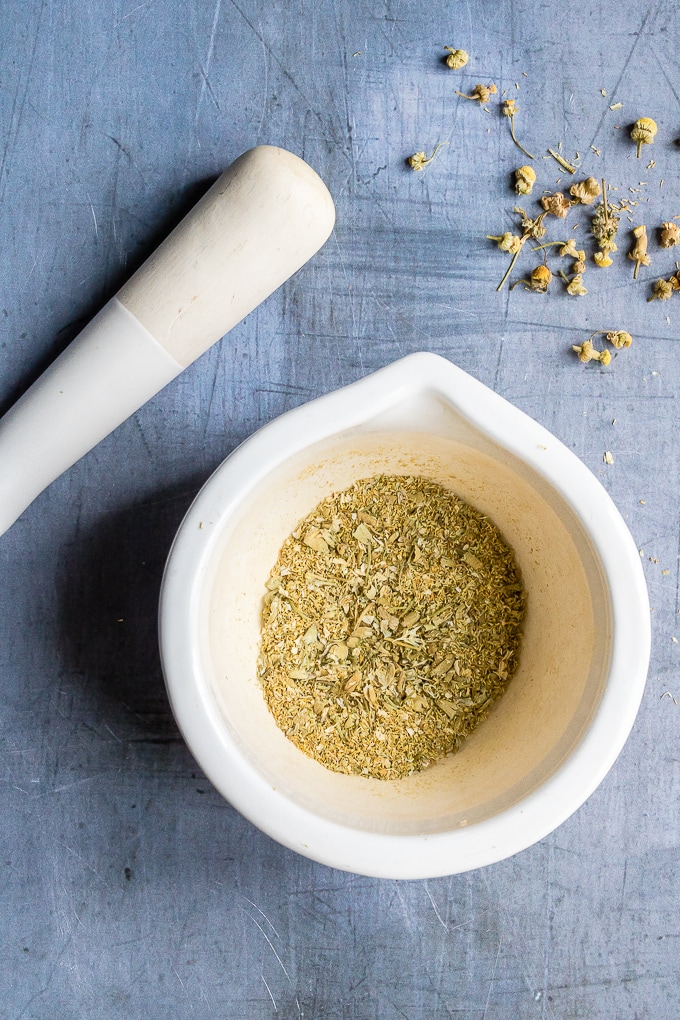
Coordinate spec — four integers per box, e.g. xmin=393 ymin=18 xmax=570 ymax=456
xmin=509 ymin=278 xmax=533 ymax=291
xmin=507 ymin=113 xmax=534 ymax=159
xmin=496 ymin=243 xmax=524 ymax=292
xmin=547 ymin=148 xmax=577 ymax=174
xmin=602 ymin=178 xmax=609 ymax=227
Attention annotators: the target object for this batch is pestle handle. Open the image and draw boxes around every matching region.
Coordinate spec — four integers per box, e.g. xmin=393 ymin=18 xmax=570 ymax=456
xmin=0 ymin=146 xmax=335 ymax=537
xmin=117 ymin=145 xmax=335 ymax=366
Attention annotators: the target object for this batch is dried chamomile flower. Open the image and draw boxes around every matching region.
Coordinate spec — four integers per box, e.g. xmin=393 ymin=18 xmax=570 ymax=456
xmin=443 ymin=46 xmax=469 ymax=69
xmin=593 ymin=251 xmax=613 ymax=268
xmin=627 ymin=224 xmax=651 ymax=279
xmin=511 ymin=264 xmax=552 ymax=292
xmin=407 ymin=143 xmax=446 ymax=170
xmin=495 ymin=207 xmax=549 ymax=292
xmin=514 ymin=165 xmax=536 ymax=195
xmin=660 ymin=221 xmax=680 ymax=248
xmin=572 ymin=336 xmax=612 ymax=365
xmin=540 ymin=192 xmax=571 ymax=218
xmin=606 ymin=331 xmax=632 ymax=348
xmin=559 ymin=239 xmax=580 ymax=258
xmin=631 ymin=117 xmax=657 ymax=158
xmin=531 ymin=264 xmax=552 ymax=291
xmin=572 ymin=338 xmax=599 ymax=363
xmin=503 ymin=99 xmax=534 ymax=159
xmin=572 ymin=251 xmax=587 ymax=274
xmin=647 ymin=277 xmax=678 ymax=302
xmin=569 ymin=177 xmax=602 ymax=205
xmin=514 ymin=206 xmax=547 ymax=240
xmin=566 ymin=273 xmax=588 ymax=296
xmin=455 ymin=82 xmax=497 ymax=104
xmin=592 ymin=183 xmax=620 ymax=254
xmin=487 ymin=231 xmax=523 ymax=254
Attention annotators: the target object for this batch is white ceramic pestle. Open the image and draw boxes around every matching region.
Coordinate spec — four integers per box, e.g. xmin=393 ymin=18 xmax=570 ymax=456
xmin=0 ymin=146 xmax=335 ymax=537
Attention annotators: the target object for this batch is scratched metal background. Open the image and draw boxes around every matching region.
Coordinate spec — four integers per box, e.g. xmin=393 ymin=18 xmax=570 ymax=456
xmin=1 ymin=0 xmax=679 ymax=1016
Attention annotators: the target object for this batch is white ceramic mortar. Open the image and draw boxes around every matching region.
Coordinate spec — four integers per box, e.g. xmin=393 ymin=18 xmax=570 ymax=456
xmin=159 ymin=352 xmax=650 ymax=879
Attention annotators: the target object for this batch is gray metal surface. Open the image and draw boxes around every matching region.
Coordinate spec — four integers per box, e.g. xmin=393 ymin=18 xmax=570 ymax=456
xmin=1 ymin=1 xmax=678 ymax=1016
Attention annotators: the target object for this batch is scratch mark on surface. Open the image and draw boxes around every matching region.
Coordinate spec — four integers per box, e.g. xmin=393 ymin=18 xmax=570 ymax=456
xmin=243 ymin=909 xmax=293 ymax=986
xmin=255 ymin=15 xmax=270 ymax=140
xmin=0 ymin=0 xmax=47 ymax=209
xmin=650 ymin=46 xmax=680 ymax=113
xmin=50 ymin=774 xmax=109 ymax=795
xmin=424 ymin=882 xmax=448 ymax=931
xmin=586 ymin=5 xmax=658 ymax=151
xmin=45 ymin=836 xmax=112 ymax=889
xmin=243 ymin=896 xmax=280 ymax=938
xmin=481 ymin=937 xmax=503 ymax=1020
xmin=493 ymin=334 xmax=506 ymax=391
xmin=195 ymin=0 xmax=223 ymax=121
xmin=203 ymin=366 xmax=220 ymax=440
xmin=262 ymin=974 xmax=277 ymax=1011
xmin=116 ymin=1 xmax=154 ymax=26
xmin=225 ymin=0 xmax=383 ymax=209
xmin=132 ymin=412 xmax=154 ymax=460
xmin=173 ymin=966 xmax=186 ymax=990
xmin=103 ymin=722 xmax=122 ymax=743
xmin=13 ymin=935 xmax=73 ymax=1020
xmin=392 ymin=882 xmax=416 ymax=935
xmin=332 ymin=233 xmax=364 ymax=374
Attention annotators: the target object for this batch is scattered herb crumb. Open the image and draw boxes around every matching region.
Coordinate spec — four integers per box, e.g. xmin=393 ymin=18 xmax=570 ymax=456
xmin=547 ymin=148 xmax=577 ymax=174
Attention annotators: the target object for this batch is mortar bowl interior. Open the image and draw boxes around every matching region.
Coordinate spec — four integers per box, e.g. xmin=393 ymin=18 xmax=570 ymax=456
xmin=159 ymin=353 xmax=649 ymax=878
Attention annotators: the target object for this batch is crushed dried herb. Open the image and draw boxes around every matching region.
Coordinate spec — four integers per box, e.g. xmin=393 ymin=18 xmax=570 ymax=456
xmin=258 ymin=475 xmax=525 ymax=781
